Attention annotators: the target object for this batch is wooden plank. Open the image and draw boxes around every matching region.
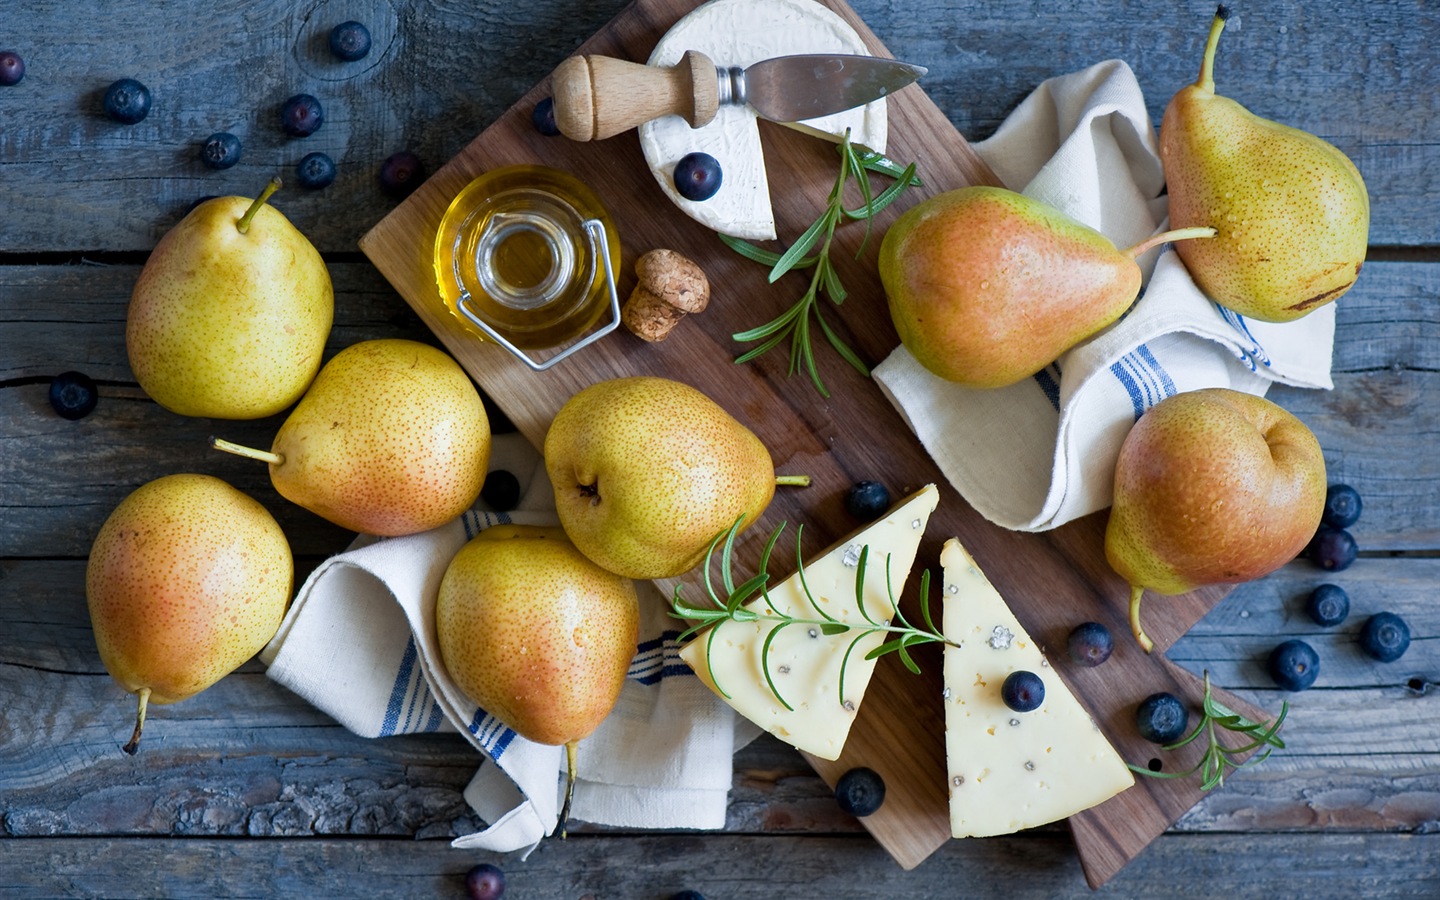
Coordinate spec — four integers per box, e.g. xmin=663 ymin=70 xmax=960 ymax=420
xmin=0 ymin=1 xmax=1436 ymax=252
xmin=0 ymin=833 xmax=1437 ymax=897
xmin=3 ymin=555 xmax=1435 ymax=840
xmin=4 ymin=256 xmax=1434 ymax=558
xmin=355 ymin=0 xmax=1274 ymax=882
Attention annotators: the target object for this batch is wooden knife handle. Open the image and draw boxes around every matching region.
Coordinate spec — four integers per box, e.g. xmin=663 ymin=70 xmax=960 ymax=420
xmin=552 ymin=50 xmax=720 ymax=141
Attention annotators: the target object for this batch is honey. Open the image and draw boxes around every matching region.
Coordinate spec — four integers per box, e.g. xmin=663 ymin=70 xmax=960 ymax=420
xmin=434 ymin=165 xmax=621 ymax=369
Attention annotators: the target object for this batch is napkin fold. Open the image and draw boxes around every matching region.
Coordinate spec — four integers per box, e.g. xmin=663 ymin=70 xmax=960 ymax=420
xmin=873 ymin=59 xmax=1335 ymax=532
xmin=261 ymin=434 xmax=742 ymax=855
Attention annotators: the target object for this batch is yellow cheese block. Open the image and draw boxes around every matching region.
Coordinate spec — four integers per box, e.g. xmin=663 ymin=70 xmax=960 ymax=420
xmin=941 ymin=537 xmax=1134 ymax=837
xmin=678 ymin=485 xmax=939 ymax=759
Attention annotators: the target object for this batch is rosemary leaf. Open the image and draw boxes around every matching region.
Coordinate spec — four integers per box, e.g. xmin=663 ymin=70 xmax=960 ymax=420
xmin=718 ymin=232 xmax=816 ymax=270
xmin=669 ymin=517 xmax=957 ymax=709
xmin=724 ymin=130 xmax=921 ymax=397
xmin=760 ymin=622 xmax=796 ymax=712
xmin=770 ymin=212 xmax=831 ymax=283
xmin=1130 ymin=671 xmax=1288 ymax=789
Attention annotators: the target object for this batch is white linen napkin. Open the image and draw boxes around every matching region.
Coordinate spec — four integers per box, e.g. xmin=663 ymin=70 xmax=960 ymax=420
xmin=873 ymin=59 xmax=1335 ymax=532
xmin=260 ymin=433 xmax=743 ymax=854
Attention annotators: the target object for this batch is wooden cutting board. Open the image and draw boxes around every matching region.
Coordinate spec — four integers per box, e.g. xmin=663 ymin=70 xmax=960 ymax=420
xmin=360 ymin=0 xmax=1267 ymax=887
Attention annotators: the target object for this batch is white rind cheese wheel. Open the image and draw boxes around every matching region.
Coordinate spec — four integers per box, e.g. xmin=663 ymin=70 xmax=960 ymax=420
xmin=639 ymin=0 xmax=889 ymax=240
xmin=940 ymin=537 xmax=1134 ymax=838
xmin=678 ymin=485 xmax=937 ymax=760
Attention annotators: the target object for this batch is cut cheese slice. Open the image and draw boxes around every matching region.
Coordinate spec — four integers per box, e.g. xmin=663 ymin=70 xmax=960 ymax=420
xmin=639 ymin=0 xmax=888 ymax=240
xmin=678 ymin=484 xmax=938 ymax=759
xmin=940 ymin=537 xmax=1134 ymax=837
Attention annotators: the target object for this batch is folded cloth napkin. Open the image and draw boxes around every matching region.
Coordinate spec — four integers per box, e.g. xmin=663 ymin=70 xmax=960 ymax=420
xmin=873 ymin=59 xmax=1335 ymax=532
xmin=261 ymin=433 xmax=743 ymax=854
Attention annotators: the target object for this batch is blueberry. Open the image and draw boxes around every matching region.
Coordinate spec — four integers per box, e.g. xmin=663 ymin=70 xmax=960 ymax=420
xmin=834 ymin=766 xmax=886 ymax=816
xmin=280 ymin=93 xmax=324 ymax=137
xmin=1305 ymin=583 xmax=1350 ymax=627
xmin=378 ymin=150 xmax=425 ymax=198
xmin=669 ymin=892 xmax=706 ymax=900
xmin=1067 ymin=621 xmax=1114 ymax=667
xmin=1359 ymin=612 xmax=1411 ymax=663
xmin=103 ymin=78 xmax=151 ymax=124
xmin=1135 ymin=692 xmax=1188 ymax=744
xmin=673 ymin=151 xmax=722 ymax=201
xmin=201 ymin=132 xmax=242 ymax=170
xmin=463 ymin=862 xmax=505 ymax=900
xmin=1001 ymin=670 xmax=1044 ymax=712
xmin=296 ymin=151 xmax=336 ymax=189
xmin=329 ymin=21 xmax=372 ymax=62
xmin=843 ymin=480 xmax=890 ymax=522
xmin=0 ymin=51 xmax=24 ymax=87
xmin=1322 ymin=484 xmax=1363 ymax=529
xmin=1267 ymin=639 xmax=1320 ymax=691
xmin=48 ymin=371 xmax=98 ymax=420
xmin=480 ymin=470 xmax=521 ymax=512
xmin=1307 ymin=526 xmax=1357 ymax=571
xmin=531 ymin=97 xmax=561 ymax=136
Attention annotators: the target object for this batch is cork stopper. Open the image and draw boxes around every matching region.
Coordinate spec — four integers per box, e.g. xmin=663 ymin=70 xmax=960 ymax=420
xmin=621 ymin=248 xmax=710 ymax=342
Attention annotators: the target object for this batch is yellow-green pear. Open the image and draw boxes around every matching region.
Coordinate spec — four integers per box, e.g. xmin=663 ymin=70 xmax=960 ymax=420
xmin=544 ymin=376 xmax=798 ymax=579
xmin=1105 ymin=388 xmax=1326 ymax=652
xmin=86 ymin=473 xmax=293 ymax=753
xmin=127 ymin=178 xmax=334 ymax=418
xmin=212 ymin=339 xmax=490 ymax=536
xmin=1160 ymin=5 xmax=1370 ymax=322
xmin=436 ymin=524 xmax=639 ymax=834
xmin=880 ymin=186 xmax=1214 ymax=388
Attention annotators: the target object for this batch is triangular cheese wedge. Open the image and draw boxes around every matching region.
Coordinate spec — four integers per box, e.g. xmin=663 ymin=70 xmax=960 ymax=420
xmin=638 ymin=0 xmax=888 ymax=241
xmin=678 ymin=485 xmax=938 ymax=759
xmin=940 ymin=537 xmax=1133 ymax=837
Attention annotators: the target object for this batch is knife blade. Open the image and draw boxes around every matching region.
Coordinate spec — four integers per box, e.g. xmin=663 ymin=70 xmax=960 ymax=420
xmin=552 ymin=50 xmax=926 ymax=142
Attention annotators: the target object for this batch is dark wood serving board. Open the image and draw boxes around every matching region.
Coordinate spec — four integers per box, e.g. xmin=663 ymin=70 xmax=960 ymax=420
xmin=360 ymin=0 xmax=1263 ymax=887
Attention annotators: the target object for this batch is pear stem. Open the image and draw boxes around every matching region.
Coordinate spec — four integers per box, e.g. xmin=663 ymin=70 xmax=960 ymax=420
xmin=210 ymin=436 xmax=284 ymax=466
xmin=236 ymin=177 xmax=282 ymax=235
xmin=1125 ymin=226 xmax=1217 ymax=260
xmin=558 ymin=740 xmax=578 ymax=839
xmin=775 ymin=474 xmax=811 ymax=488
xmin=122 ymin=687 xmax=150 ymax=755
xmin=1129 ymin=584 xmax=1155 ymax=655
xmin=1197 ymin=5 xmax=1230 ymax=94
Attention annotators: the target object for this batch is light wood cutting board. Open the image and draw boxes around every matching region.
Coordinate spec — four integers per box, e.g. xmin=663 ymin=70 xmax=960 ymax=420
xmin=360 ymin=0 xmax=1266 ymax=887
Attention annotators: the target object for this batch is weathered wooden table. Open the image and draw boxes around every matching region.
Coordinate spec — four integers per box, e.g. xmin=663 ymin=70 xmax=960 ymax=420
xmin=3 ymin=1 xmax=1437 ymax=896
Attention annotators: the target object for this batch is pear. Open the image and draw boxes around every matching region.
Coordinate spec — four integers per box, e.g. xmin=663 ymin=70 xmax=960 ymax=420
xmin=880 ymin=186 xmax=1214 ymax=388
xmin=1160 ymin=5 xmax=1370 ymax=322
xmin=544 ymin=376 xmax=801 ymax=579
xmin=436 ymin=524 xmax=639 ymax=835
xmin=212 ymin=339 xmax=490 ymax=536
xmin=1104 ymin=388 xmax=1326 ymax=652
xmin=127 ymin=178 xmax=334 ymax=419
xmin=86 ymin=473 xmax=293 ymax=753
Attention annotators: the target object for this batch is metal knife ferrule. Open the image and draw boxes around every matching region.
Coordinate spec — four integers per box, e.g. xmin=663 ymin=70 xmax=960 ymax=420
xmin=717 ymin=65 xmax=747 ymax=108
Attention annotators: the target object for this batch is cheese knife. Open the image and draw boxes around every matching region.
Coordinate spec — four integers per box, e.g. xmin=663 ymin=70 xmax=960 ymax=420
xmin=552 ymin=50 xmax=926 ymax=142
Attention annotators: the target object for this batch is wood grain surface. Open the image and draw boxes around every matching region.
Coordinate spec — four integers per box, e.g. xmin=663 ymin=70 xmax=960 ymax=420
xmin=357 ymin=0 xmax=1274 ymax=885
xmin=2 ymin=0 xmax=1438 ymax=897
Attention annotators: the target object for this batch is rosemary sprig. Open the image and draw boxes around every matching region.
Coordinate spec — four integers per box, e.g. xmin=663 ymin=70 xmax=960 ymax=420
xmin=669 ymin=515 xmax=954 ymax=710
xmin=723 ymin=134 xmax=920 ymax=398
xmin=1130 ymin=670 xmax=1288 ymax=790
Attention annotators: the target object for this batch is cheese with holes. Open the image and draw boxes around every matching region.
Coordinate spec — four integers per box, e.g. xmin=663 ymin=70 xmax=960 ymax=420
xmin=678 ymin=485 xmax=937 ymax=759
xmin=639 ymin=0 xmax=888 ymax=240
xmin=940 ymin=537 xmax=1133 ymax=837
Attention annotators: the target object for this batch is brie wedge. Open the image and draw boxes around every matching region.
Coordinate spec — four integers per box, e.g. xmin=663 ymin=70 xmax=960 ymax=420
xmin=639 ymin=0 xmax=889 ymax=240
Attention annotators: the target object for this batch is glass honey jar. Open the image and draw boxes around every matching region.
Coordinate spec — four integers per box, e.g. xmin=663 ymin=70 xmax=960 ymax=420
xmin=434 ymin=164 xmax=621 ymax=370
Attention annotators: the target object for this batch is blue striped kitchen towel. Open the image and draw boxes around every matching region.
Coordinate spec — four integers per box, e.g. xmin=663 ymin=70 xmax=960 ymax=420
xmin=260 ymin=433 xmax=741 ymax=855
xmin=873 ymin=59 xmax=1335 ymax=532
